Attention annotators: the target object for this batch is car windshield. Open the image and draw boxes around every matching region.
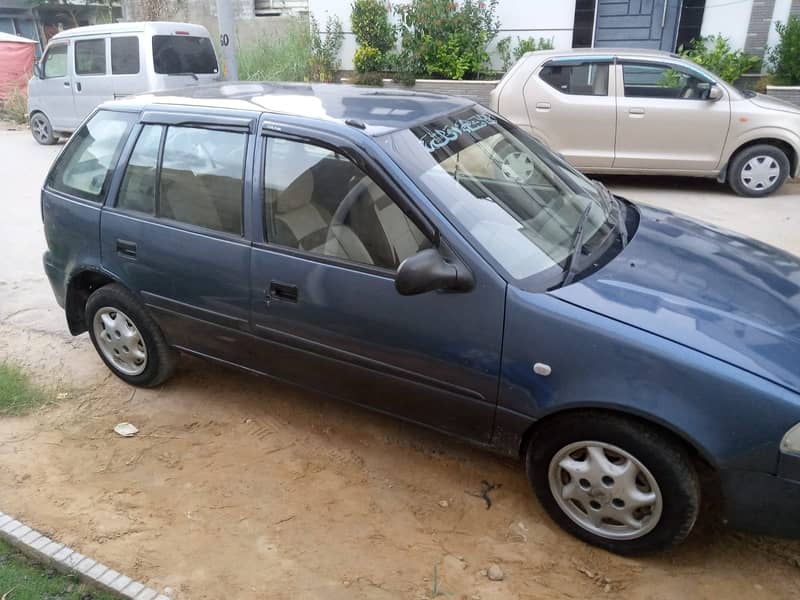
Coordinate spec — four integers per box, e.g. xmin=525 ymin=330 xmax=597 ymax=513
xmin=379 ymin=107 xmax=618 ymax=286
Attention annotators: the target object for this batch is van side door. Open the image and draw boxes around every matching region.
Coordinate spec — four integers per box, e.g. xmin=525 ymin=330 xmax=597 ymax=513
xmin=72 ymin=36 xmax=115 ymax=123
xmin=109 ymin=35 xmax=143 ymax=99
xmin=101 ymin=111 xmax=257 ymax=363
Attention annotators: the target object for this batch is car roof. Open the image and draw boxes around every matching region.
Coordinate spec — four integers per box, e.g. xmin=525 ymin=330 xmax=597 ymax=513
xmin=522 ymin=47 xmax=681 ymax=60
xmin=50 ymin=21 xmax=210 ymax=40
xmin=108 ymin=81 xmax=477 ymax=136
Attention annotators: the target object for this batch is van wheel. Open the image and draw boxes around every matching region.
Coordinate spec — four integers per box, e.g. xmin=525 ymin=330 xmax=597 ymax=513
xmin=85 ymin=284 xmax=177 ymax=387
xmin=526 ymin=412 xmax=700 ymax=555
xmin=30 ymin=112 xmax=57 ymax=145
xmin=728 ymin=144 xmax=789 ymax=197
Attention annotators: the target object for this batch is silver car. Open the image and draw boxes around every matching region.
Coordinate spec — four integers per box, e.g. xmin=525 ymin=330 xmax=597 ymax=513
xmin=490 ymin=48 xmax=800 ymax=197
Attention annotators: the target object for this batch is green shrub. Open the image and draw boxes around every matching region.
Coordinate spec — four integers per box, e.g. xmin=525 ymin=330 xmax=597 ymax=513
xmin=354 ymin=71 xmax=385 ymax=86
xmin=1 ymin=85 xmax=28 ymax=124
xmin=513 ymin=36 xmax=554 ymax=60
xmin=396 ymin=0 xmax=500 ymax=80
xmin=768 ymin=17 xmax=800 ymax=85
xmin=680 ymin=35 xmax=760 ymax=84
xmin=351 ymin=0 xmax=395 ymax=53
xmin=386 ymin=49 xmax=419 ymax=86
xmin=354 ymin=44 xmax=384 ymax=73
xmin=309 ymin=15 xmax=344 ymax=82
xmin=238 ymin=18 xmax=312 ymax=81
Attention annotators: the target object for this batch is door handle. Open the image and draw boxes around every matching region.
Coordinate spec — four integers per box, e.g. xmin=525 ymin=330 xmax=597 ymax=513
xmin=268 ymin=281 xmax=298 ymax=303
xmin=75 ymin=81 xmax=82 ymax=92
xmin=63 ymin=81 xmax=70 ymax=87
xmin=535 ymin=102 xmax=551 ymax=110
xmin=116 ymin=239 xmax=137 ymax=258
xmin=629 ymin=107 xmax=646 ymax=116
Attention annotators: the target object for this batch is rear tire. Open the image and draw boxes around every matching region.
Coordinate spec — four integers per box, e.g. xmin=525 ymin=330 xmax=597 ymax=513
xmin=85 ymin=284 xmax=177 ymax=387
xmin=728 ymin=144 xmax=789 ymax=197
xmin=29 ymin=112 xmax=57 ymax=145
xmin=526 ymin=412 xmax=700 ymax=555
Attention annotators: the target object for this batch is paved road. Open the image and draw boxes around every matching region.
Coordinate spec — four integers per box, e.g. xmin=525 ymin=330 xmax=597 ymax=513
xmin=2 ymin=128 xmax=799 ymax=336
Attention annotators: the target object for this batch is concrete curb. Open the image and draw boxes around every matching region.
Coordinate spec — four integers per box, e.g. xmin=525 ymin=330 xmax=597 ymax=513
xmin=0 ymin=511 xmax=169 ymax=600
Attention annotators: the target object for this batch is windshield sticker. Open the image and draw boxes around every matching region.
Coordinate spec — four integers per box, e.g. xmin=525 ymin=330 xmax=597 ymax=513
xmin=419 ymin=114 xmax=497 ymax=153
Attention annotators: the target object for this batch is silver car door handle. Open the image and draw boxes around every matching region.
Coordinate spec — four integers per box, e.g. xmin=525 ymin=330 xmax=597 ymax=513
xmin=535 ymin=102 xmax=551 ymax=110
xmin=629 ymin=107 xmax=646 ymax=115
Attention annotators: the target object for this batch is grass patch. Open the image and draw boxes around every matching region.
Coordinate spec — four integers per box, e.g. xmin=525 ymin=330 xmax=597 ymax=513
xmin=0 ymin=537 xmax=116 ymax=600
xmin=0 ymin=87 xmax=28 ymax=125
xmin=238 ymin=17 xmax=312 ymax=81
xmin=0 ymin=362 xmax=49 ymax=416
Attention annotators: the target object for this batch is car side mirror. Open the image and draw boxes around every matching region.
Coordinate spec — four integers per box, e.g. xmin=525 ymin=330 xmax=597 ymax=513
xmin=395 ymin=248 xmax=474 ymax=296
xmin=708 ymin=84 xmax=722 ymax=101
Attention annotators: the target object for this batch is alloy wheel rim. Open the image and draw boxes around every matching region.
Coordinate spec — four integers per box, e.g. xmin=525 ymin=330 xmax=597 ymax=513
xmin=740 ymin=155 xmax=780 ymax=192
xmin=548 ymin=440 xmax=663 ymax=540
xmin=500 ymin=151 xmax=535 ymax=183
xmin=92 ymin=307 xmax=147 ymax=376
xmin=32 ymin=116 xmax=49 ymax=143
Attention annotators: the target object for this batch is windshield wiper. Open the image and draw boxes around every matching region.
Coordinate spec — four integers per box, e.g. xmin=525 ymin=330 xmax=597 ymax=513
xmin=593 ymin=180 xmax=628 ymax=248
xmin=167 ymin=72 xmax=199 ymax=80
xmin=560 ymin=203 xmax=593 ymax=288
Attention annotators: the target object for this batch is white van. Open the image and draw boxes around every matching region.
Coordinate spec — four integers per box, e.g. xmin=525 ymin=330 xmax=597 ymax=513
xmin=27 ymin=21 xmax=219 ymax=145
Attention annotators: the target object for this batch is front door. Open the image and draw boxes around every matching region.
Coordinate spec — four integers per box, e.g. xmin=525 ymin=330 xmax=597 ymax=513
xmin=526 ymin=57 xmax=616 ymax=169
xmin=72 ymin=37 xmax=115 ymax=124
xmin=594 ymin=0 xmax=681 ymax=51
xmin=101 ymin=116 xmax=256 ymax=362
xmin=33 ymin=41 xmax=77 ymax=131
xmin=613 ymin=60 xmax=731 ymax=172
xmin=249 ymin=130 xmax=507 ymax=442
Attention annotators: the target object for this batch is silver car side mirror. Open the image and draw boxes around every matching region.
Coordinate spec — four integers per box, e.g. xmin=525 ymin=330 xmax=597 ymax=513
xmin=708 ymin=85 xmax=723 ymax=101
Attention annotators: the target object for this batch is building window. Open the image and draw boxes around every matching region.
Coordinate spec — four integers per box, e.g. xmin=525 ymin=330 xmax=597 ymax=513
xmin=573 ymin=0 xmax=596 ymax=48
xmin=676 ymin=0 xmax=706 ymax=50
xmin=255 ymin=0 xmax=310 ymax=17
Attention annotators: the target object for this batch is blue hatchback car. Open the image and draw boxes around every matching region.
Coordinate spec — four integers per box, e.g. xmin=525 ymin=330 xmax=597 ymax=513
xmin=41 ymin=82 xmax=800 ymax=555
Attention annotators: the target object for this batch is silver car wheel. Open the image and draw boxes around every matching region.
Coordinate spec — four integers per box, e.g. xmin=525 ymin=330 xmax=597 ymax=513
xmin=548 ymin=441 xmax=663 ymax=540
xmin=740 ymin=155 xmax=781 ymax=192
xmin=500 ymin=151 xmax=535 ymax=183
xmin=93 ymin=307 xmax=147 ymax=376
xmin=31 ymin=114 xmax=50 ymax=144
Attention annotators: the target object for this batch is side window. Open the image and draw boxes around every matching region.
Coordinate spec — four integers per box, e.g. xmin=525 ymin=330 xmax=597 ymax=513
xmin=158 ymin=126 xmax=247 ymax=235
xmin=116 ymin=125 xmax=163 ymax=214
xmin=264 ymin=137 xmax=428 ymax=271
xmin=622 ymin=63 xmax=712 ymax=99
xmin=42 ymin=44 xmax=67 ymax=78
xmin=111 ymin=37 xmax=140 ymax=75
xmin=75 ymin=38 xmax=106 ymax=75
xmin=47 ymin=110 xmax=135 ymax=201
xmin=540 ymin=62 xmax=609 ymax=96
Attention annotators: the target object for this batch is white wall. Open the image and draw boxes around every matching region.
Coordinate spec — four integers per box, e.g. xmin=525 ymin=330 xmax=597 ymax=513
xmin=700 ymin=0 xmax=753 ymax=50
xmin=308 ymin=0 xmax=577 ymax=70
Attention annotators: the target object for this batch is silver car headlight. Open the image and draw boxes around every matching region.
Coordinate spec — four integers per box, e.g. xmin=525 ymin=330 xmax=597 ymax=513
xmin=780 ymin=423 xmax=800 ymax=453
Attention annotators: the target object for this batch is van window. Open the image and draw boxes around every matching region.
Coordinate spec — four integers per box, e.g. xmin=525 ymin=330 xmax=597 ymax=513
xmin=158 ymin=127 xmax=246 ymax=234
xmin=116 ymin=125 xmax=164 ymax=214
xmin=152 ymin=35 xmax=218 ymax=74
xmin=111 ymin=37 xmax=140 ymax=75
xmin=42 ymin=44 xmax=67 ymax=78
xmin=47 ymin=110 xmax=136 ymax=202
xmin=75 ymin=38 xmax=107 ymax=75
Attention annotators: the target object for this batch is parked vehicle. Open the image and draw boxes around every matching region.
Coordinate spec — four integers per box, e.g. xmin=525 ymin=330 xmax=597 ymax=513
xmin=27 ymin=21 xmax=218 ymax=145
xmin=490 ymin=48 xmax=800 ymax=197
xmin=41 ymin=83 xmax=800 ymax=554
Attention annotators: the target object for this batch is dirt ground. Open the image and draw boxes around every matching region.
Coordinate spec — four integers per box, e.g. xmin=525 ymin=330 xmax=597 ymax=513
xmin=1 ymin=130 xmax=800 ymax=599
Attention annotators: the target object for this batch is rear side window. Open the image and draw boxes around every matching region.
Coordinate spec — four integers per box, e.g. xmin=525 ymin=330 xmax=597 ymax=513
xmin=116 ymin=125 xmax=163 ymax=214
xmin=158 ymin=127 xmax=246 ymax=234
xmin=540 ymin=62 xmax=609 ymax=96
xmin=42 ymin=44 xmax=67 ymax=78
xmin=75 ymin=38 xmax=106 ymax=75
xmin=47 ymin=111 xmax=135 ymax=202
xmin=111 ymin=36 xmax=140 ymax=75
xmin=152 ymin=35 xmax=218 ymax=74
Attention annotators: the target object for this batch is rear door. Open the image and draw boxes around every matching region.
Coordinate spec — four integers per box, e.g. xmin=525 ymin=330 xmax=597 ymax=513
xmin=72 ymin=36 xmax=115 ymax=123
xmin=613 ymin=60 xmax=731 ymax=172
xmin=101 ymin=111 xmax=257 ymax=362
xmin=524 ymin=57 xmax=616 ymax=169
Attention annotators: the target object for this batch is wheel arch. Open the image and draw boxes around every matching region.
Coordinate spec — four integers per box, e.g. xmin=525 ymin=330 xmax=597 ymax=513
xmin=65 ymin=268 xmax=120 ymax=335
xmin=723 ymin=136 xmax=800 ymax=181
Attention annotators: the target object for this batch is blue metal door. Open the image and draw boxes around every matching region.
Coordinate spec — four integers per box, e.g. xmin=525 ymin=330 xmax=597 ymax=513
xmin=594 ymin=0 xmax=682 ymax=51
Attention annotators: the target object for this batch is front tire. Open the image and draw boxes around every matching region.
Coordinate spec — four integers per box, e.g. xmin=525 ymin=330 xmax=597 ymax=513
xmin=526 ymin=412 xmax=700 ymax=555
xmin=85 ymin=284 xmax=177 ymax=387
xmin=30 ymin=112 xmax=57 ymax=146
xmin=728 ymin=144 xmax=789 ymax=197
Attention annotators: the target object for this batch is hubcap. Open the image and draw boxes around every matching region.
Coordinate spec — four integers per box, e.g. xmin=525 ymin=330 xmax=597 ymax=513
xmin=740 ymin=155 xmax=780 ymax=192
xmin=92 ymin=307 xmax=147 ymax=376
xmin=499 ymin=151 xmax=535 ymax=183
xmin=548 ymin=441 xmax=663 ymax=540
xmin=31 ymin=116 xmax=49 ymax=143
